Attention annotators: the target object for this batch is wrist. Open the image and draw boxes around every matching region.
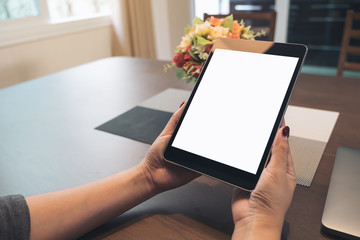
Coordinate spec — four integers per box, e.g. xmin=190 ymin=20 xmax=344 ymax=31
xmin=232 ymin=215 xmax=283 ymax=240
xmin=111 ymin=164 xmax=158 ymax=203
xmin=138 ymin=162 xmax=162 ymax=195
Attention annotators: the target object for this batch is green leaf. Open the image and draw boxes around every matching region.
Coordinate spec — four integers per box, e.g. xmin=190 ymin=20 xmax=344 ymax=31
xmin=193 ymin=17 xmax=203 ymax=25
xmin=184 ymin=26 xmax=191 ymax=35
xmin=188 ymin=49 xmax=201 ymax=62
xmin=175 ymin=68 xmax=186 ymax=80
xmin=243 ymin=25 xmax=251 ymax=34
xmin=221 ymin=14 xmax=233 ymax=32
xmin=186 ymin=76 xmax=197 ymax=83
xmin=197 ymin=36 xmax=213 ymax=45
xmin=193 ymin=37 xmax=198 ymax=47
xmin=187 ymin=65 xmax=195 ymax=75
xmin=190 ymin=37 xmax=198 ymax=47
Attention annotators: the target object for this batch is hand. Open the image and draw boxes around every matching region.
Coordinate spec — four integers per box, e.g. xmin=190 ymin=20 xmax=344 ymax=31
xmin=231 ymin=125 xmax=296 ymax=239
xmin=26 ymin=103 xmax=199 ymax=240
xmin=141 ymin=103 xmax=200 ymax=194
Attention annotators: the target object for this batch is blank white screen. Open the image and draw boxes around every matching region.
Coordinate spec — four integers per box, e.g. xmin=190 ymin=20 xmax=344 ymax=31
xmin=172 ymin=49 xmax=298 ymax=174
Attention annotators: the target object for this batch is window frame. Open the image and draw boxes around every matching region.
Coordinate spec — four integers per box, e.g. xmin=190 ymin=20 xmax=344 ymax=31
xmin=0 ymin=0 xmax=111 ymax=48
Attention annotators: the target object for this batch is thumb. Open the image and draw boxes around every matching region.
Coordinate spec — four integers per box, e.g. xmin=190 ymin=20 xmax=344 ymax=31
xmin=159 ymin=102 xmax=186 ymax=137
xmin=267 ymin=126 xmax=290 ymax=171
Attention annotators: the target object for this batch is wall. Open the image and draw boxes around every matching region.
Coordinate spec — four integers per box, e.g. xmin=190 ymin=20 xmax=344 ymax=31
xmin=274 ymin=0 xmax=289 ymax=42
xmin=167 ymin=0 xmax=194 ymax=59
xmin=151 ymin=0 xmax=193 ymax=61
xmin=0 ymin=0 xmax=194 ymax=89
xmin=0 ymin=26 xmax=112 ymax=89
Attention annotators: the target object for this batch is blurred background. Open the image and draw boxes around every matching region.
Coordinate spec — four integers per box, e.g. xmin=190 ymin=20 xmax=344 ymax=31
xmin=1 ymin=0 xmax=359 ymax=89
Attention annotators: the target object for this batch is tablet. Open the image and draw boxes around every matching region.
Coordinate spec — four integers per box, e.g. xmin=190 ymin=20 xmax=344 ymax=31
xmin=164 ymin=38 xmax=307 ymax=191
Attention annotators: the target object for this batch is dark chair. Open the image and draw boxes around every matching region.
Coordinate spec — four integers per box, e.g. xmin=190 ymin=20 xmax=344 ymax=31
xmin=203 ymin=12 xmax=276 ymax=41
xmin=337 ymin=10 xmax=360 ymax=76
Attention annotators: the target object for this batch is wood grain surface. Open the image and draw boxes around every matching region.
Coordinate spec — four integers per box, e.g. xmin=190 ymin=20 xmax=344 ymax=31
xmin=1 ymin=57 xmax=359 ymax=239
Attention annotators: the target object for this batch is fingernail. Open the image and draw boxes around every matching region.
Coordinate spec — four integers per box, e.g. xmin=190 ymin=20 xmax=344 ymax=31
xmin=282 ymin=126 xmax=290 ymax=138
xmin=179 ymin=101 xmax=185 ymax=108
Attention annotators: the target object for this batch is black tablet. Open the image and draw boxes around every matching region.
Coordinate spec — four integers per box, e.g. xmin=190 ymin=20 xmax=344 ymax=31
xmin=164 ymin=38 xmax=307 ymax=191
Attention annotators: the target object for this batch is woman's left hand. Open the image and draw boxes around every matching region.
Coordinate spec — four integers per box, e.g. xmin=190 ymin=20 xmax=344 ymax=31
xmin=141 ymin=103 xmax=200 ymax=193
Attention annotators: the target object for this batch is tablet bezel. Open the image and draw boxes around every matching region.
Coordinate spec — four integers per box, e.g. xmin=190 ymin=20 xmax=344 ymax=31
xmin=164 ymin=38 xmax=307 ymax=191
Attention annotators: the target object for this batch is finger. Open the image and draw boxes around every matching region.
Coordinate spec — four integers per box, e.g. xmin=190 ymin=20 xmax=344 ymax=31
xmin=280 ymin=118 xmax=286 ymax=128
xmin=267 ymin=126 xmax=290 ymax=171
xmin=287 ymin=151 xmax=296 ymax=178
xmin=159 ymin=102 xmax=186 ymax=137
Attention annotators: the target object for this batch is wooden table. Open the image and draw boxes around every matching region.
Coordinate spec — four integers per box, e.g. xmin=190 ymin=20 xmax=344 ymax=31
xmin=1 ymin=57 xmax=359 ymax=239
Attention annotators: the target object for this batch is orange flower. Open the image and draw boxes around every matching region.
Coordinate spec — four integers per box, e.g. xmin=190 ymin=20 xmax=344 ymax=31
xmin=167 ymin=15 xmax=264 ymax=83
xmin=228 ymin=34 xmax=239 ymax=39
xmin=209 ymin=16 xmax=222 ymax=27
xmin=230 ymin=21 xmax=245 ymax=38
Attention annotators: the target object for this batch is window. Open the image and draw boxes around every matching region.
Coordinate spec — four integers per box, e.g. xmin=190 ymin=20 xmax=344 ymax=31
xmin=0 ymin=0 xmax=111 ymax=47
xmin=194 ymin=0 xmax=229 ymax=19
xmin=0 ymin=0 xmax=40 ymax=21
xmin=47 ymin=0 xmax=110 ymax=22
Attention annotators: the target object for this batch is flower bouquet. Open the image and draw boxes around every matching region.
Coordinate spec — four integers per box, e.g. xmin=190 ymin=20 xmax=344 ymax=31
xmin=165 ymin=14 xmax=265 ymax=83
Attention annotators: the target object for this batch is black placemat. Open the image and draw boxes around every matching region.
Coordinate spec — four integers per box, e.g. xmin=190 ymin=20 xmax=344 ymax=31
xmin=96 ymin=106 xmax=172 ymax=144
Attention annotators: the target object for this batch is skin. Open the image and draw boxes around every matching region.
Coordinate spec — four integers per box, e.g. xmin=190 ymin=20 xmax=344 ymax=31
xmin=26 ymin=103 xmax=296 ymax=240
xmin=231 ymin=123 xmax=297 ymax=239
xmin=26 ymin=103 xmax=199 ymax=240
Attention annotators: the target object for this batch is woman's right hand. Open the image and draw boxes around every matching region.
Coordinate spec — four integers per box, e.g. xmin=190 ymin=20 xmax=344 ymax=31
xmin=231 ymin=126 xmax=296 ymax=240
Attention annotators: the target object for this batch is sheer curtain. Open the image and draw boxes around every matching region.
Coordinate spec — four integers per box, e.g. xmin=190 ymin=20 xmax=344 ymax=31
xmin=111 ymin=0 xmax=156 ymax=58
